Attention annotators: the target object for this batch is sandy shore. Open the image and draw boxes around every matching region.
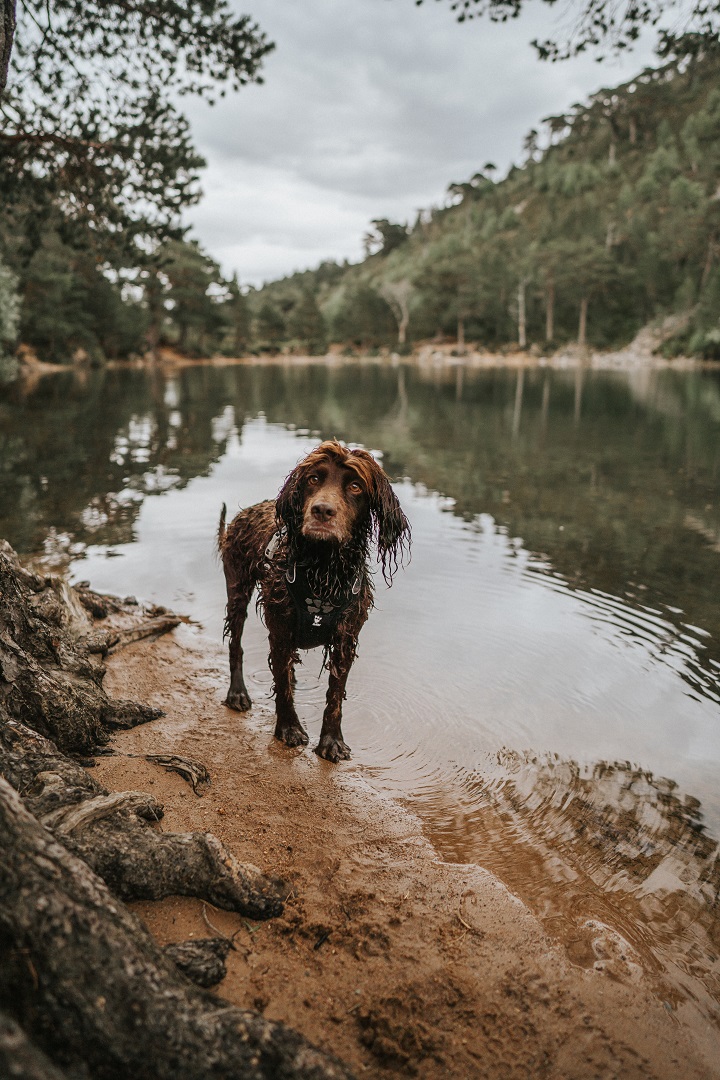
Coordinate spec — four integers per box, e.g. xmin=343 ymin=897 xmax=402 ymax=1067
xmin=89 ymin=621 xmax=720 ymax=1079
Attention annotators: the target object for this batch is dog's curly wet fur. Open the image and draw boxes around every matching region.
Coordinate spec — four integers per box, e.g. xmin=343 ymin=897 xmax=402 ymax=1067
xmin=218 ymin=440 xmax=410 ymax=762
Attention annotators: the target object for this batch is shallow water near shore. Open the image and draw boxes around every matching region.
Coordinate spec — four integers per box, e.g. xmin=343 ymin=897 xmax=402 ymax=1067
xmin=2 ymin=358 xmax=720 ymax=1021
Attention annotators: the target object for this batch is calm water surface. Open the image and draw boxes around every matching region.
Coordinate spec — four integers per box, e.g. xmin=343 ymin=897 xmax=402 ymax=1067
xmin=2 ymin=360 xmax=720 ymax=1019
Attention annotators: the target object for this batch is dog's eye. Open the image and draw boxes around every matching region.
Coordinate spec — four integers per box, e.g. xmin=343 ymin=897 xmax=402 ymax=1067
xmin=307 ymin=474 xmax=320 ymax=485
xmin=348 ymin=481 xmax=364 ymax=494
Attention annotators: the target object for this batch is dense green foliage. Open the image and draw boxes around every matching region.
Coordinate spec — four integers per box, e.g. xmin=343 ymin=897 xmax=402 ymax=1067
xmin=0 ymin=229 xmax=254 ymax=363
xmin=0 ymin=0 xmax=272 ymax=365
xmin=253 ymin=44 xmax=720 ymax=358
xmin=0 ymin=2 xmax=271 ymax=256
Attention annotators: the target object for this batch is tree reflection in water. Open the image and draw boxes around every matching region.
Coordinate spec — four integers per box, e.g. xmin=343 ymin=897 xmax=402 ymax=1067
xmin=420 ymin=751 xmax=720 ymax=1022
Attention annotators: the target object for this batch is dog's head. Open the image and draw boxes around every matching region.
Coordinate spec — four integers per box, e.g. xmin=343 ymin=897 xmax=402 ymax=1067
xmin=276 ymin=440 xmax=410 ymax=582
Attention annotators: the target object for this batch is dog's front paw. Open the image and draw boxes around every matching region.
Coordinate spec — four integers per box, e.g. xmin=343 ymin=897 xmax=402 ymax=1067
xmin=314 ymin=735 xmax=352 ymax=763
xmin=275 ymin=722 xmax=310 ymax=748
xmin=225 ymin=689 xmax=252 ymax=712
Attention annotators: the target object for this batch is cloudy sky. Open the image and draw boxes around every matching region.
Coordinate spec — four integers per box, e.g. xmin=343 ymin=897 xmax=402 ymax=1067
xmin=183 ymin=0 xmax=657 ymax=286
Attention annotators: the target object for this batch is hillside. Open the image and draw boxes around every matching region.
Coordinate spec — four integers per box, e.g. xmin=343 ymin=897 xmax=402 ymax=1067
xmin=3 ymin=39 xmax=720 ymax=367
xmin=251 ymin=40 xmax=720 ymax=358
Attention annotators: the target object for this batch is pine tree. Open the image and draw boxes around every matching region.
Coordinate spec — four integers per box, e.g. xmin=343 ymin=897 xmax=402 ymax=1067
xmin=287 ymin=291 xmax=327 ymax=354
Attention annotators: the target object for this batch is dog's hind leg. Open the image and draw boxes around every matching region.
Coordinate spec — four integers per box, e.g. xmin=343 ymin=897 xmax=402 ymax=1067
xmin=223 ymin=579 xmax=254 ymax=712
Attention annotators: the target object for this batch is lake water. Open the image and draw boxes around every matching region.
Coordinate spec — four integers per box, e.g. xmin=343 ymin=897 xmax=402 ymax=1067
xmin=2 ymin=358 xmax=720 ymax=1020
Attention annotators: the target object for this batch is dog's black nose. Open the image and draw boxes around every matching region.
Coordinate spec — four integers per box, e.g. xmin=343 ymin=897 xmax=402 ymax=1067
xmin=311 ymin=502 xmax=336 ymax=522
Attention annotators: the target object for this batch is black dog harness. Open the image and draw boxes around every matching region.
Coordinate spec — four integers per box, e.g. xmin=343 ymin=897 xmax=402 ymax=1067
xmin=264 ymin=528 xmax=363 ymax=649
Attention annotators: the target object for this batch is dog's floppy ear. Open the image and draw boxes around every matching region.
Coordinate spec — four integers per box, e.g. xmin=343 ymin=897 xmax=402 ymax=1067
xmin=275 ymin=463 xmax=305 ymax=530
xmin=351 ymin=450 xmax=411 ymax=584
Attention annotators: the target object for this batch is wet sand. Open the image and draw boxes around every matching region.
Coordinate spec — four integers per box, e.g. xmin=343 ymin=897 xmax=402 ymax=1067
xmin=92 ymin=621 xmax=720 ymax=1078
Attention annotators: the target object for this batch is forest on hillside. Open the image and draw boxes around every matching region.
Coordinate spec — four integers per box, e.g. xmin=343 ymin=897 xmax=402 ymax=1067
xmin=253 ymin=40 xmax=720 ymax=359
xmin=2 ymin=38 xmax=720 ymax=371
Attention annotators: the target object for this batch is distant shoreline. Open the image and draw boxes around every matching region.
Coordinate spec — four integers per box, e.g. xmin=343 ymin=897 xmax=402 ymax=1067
xmin=14 ymin=340 xmax=718 ymax=383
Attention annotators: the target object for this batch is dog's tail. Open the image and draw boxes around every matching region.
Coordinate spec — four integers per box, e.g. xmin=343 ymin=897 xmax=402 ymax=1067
xmin=217 ymin=503 xmax=227 ymax=551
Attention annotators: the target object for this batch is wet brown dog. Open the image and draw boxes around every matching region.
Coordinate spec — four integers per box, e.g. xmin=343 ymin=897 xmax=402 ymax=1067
xmin=218 ymin=440 xmax=410 ymax=762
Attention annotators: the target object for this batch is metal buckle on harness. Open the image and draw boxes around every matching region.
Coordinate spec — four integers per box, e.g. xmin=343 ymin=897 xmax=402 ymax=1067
xmin=264 ymin=527 xmax=286 ymax=562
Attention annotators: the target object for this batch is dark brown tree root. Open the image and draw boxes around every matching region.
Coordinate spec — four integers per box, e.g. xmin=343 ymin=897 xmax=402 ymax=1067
xmin=0 ymin=779 xmax=354 ymax=1080
xmin=75 ymin=819 xmax=287 ymax=918
xmin=163 ymin=938 xmax=233 ymax=988
xmin=0 ymin=1010 xmax=70 ymax=1080
xmin=0 ymin=541 xmax=161 ymax=753
xmin=0 ymin=717 xmax=286 ymax=919
xmin=103 ymin=697 xmax=165 ymax=732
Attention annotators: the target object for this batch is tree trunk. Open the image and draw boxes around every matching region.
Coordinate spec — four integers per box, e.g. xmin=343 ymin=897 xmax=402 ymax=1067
xmin=456 ymin=316 xmax=465 ymax=352
xmin=701 ymin=238 xmax=717 ymax=288
xmin=578 ymin=296 xmax=589 ymax=346
xmin=517 ymin=279 xmax=527 ymax=349
xmin=0 ymin=778 xmax=353 ymax=1080
xmin=545 ymin=276 xmax=555 ymax=342
xmin=379 ymin=281 xmax=412 ymax=348
xmin=144 ymin=268 xmax=164 ymax=356
xmin=0 ymin=0 xmax=15 ymax=96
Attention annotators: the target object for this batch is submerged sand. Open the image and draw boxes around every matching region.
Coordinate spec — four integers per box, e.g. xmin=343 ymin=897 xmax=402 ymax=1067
xmin=94 ymin=623 xmax=720 ymax=1079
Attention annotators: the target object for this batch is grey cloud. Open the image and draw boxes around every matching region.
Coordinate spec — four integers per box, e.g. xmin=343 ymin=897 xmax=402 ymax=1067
xmin=184 ymin=0 xmax=657 ymax=284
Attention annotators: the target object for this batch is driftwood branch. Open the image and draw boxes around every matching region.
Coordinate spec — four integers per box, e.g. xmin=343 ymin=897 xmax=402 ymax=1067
xmin=108 ymin=614 xmax=184 ymax=652
xmin=145 ymin=752 xmax=211 ymax=794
